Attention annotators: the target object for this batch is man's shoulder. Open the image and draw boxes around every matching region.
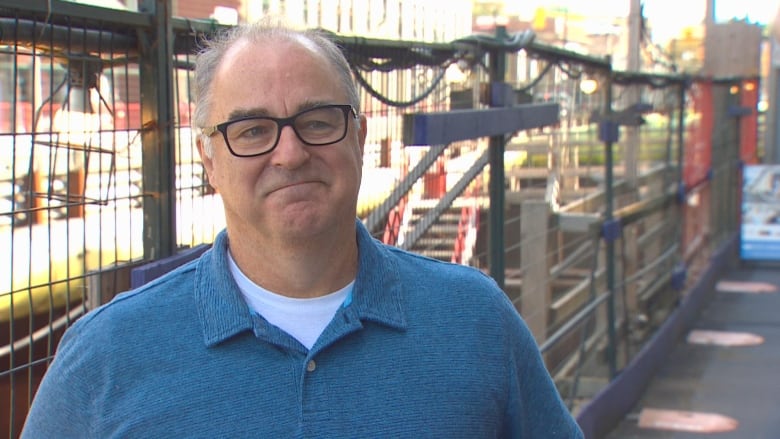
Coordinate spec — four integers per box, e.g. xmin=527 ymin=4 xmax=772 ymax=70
xmin=384 ymin=244 xmax=496 ymax=288
xmin=74 ymin=256 xmax=202 ymax=332
xmin=358 ymin=222 xmax=492 ymax=286
xmin=374 ymin=243 xmax=534 ymax=355
xmin=375 ymin=244 xmax=514 ymax=319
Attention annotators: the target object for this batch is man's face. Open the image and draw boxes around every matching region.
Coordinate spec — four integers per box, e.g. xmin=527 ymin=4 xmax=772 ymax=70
xmin=199 ymin=37 xmax=366 ymax=243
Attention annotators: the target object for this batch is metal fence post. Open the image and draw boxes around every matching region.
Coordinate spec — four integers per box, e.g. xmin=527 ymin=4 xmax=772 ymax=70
xmin=601 ymin=60 xmax=618 ymax=378
xmin=488 ymin=25 xmax=507 ymax=289
xmin=138 ymin=0 xmax=177 ymax=260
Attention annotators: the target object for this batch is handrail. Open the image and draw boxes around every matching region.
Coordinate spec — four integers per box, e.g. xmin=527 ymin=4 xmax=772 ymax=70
xmin=540 ymin=290 xmax=611 ymax=354
xmin=382 ymin=195 xmax=408 ymax=245
xmin=363 ymin=144 xmax=447 ymax=234
xmin=400 ymin=149 xmax=489 ymax=251
xmin=0 ymin=306 xmax=85 ymax=359
xmin=550 ymin=239 xmax=598 ymax=280
xmin=452 ymin=206 xmax=469 ymax=264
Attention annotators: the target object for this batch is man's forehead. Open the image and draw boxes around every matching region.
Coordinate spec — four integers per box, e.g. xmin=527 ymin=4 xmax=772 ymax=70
xmin=227 ymin=33 xmax=324 ymax=61
xmin=211 ymin=38 xmax=346 ymax=120
xmin=217 ymin=35 xmax=337 ymax=87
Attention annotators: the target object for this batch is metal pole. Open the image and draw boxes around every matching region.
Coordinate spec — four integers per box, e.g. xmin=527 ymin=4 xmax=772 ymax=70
xmin=769 ymin=38 xmax=780 ymax=164
xmin=603 ymin=59 xmax=618 ymax=378
xmin=768 ymin=9 xmax=780 ymax=163
xmin=624 ymin=0 xmax=642 ymax=186
xmin=672 ymin=80 xmax=688 ymax=299
xmin=677 ymin=82 xmax=686 ymax=185
xmin=139 ymin=0 xmax=176 ymax=260
xmin=488 ymin=25 xmax=507 ymax=289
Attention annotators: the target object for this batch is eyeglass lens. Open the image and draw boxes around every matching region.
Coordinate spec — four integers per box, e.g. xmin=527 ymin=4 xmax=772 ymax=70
xmin=225 ymin=106 xmax=348 ymax=156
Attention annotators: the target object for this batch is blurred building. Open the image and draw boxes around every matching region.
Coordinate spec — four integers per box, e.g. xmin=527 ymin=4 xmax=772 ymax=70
xmin=471 ymin=2 xmax=626 ymax=66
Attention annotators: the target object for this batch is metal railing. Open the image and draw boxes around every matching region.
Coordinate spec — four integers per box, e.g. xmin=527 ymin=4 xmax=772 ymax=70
xmin=0 ymin=1 xmax=750 ymax=436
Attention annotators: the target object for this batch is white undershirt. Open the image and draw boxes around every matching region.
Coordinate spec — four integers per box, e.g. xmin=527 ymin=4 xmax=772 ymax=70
xmin=227 ymin=252 xmax=353 ymax=350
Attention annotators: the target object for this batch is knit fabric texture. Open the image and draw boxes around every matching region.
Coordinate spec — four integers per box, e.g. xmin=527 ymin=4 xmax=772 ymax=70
xmin=22 ymin=220 xmax=583 ymax=438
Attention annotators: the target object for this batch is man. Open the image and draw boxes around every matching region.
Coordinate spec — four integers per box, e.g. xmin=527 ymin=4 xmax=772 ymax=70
xmin=22 ymin=21 xmax=583 ymax=438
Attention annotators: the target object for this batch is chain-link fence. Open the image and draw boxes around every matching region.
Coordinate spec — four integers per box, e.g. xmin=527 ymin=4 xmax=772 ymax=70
xmin=0 ymin=1 xmax=751 ymax=436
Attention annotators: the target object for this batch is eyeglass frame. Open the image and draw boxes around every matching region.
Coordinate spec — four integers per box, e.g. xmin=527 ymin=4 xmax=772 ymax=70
xmin=201 ymin=104 xmax=359 ymax=158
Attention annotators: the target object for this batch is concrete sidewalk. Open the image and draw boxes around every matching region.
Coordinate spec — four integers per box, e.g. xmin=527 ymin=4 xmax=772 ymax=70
xmin=605 ymin=264 xmax=780 ymax=438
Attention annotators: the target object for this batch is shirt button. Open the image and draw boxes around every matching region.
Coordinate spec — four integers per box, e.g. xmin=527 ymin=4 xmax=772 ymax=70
xmin=306 ymin=360 xmax=316 ymax=372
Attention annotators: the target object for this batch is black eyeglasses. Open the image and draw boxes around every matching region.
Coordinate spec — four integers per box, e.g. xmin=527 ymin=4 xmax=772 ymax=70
xmin=202 ymin=104 xmax=358 ymax=157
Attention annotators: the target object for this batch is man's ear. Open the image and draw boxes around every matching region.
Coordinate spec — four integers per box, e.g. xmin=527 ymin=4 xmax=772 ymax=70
xmin=196 ymin=136 xmax=219 ymax=192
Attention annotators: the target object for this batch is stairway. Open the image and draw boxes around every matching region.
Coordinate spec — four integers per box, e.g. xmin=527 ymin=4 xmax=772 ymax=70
xmin=404 ymin=198 xmax=473 ymax=263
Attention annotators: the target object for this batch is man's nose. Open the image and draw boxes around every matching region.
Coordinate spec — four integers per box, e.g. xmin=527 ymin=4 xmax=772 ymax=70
xmin=271 ymin=125 xmax=310 ymax=168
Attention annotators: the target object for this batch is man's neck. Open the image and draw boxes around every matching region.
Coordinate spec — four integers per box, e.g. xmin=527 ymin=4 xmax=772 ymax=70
xmin=227 ymin=225 xmax=358 ymax=299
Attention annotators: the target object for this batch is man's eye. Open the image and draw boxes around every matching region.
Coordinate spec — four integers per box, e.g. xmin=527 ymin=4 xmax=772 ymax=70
xmin=234 ymin=123 xmax=273 ymax=139
xmin=304 ymin=120 xmax=332 ymax=130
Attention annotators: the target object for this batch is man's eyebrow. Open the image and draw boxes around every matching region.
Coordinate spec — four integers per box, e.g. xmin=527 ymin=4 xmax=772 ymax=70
xmin=296 ymin=100 xmax=333 ymax=112
xmin=226 ymin=108 xmax=270 ymax=120
xmin=225 ymin=101 xmax=337 ymax=121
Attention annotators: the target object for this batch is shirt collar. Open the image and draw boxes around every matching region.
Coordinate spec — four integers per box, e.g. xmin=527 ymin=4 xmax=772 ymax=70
xmin=195 ymin=231 xmax=254 ymax=347
xmin=349 ymin=220 xmax=407 ymax=331
xmin=196 ymin=220 xmax=407 ymax=347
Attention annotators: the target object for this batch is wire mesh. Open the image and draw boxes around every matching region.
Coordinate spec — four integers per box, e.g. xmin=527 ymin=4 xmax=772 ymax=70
xmin=0 ymin=1 xmax=749 ymax=436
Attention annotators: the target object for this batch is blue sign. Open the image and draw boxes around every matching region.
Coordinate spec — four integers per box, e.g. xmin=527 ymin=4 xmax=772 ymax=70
xmin=741 ymin=165 xmax=780 ymax=261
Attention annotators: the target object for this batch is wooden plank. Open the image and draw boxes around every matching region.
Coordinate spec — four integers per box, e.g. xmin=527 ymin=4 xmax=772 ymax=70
xmin=521 ymin=200 xmax=551 ymax=344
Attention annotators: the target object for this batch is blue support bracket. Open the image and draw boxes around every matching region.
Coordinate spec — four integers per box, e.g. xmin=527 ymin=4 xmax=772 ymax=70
xmin=677 ymin=182 xmax=687 ymax=205
xmin=490 ymin=82 xmax=516 ymax=107
xmin=601 ymin=219 xmax=622 ymax=243
xmin=598 ymin=120 xmax=620 ymax=143
xmin=671 ymin=263 xmax=687 ymax=290
xmin=402 ymin=102 xmax=559 ymax=146
xmin=727 ymin=105 xmax=753 ymax=117
xmin=131 ymin=244 xmax=211 ymax=288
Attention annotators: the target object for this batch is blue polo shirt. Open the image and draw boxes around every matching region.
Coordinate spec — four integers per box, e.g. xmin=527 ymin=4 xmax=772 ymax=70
xmin=22 ymin=221 xmax=583 ymax=438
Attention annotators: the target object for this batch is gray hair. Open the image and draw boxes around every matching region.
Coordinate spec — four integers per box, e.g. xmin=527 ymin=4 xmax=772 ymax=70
xmin=193 ymin=20 xmax=360 ymax=157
